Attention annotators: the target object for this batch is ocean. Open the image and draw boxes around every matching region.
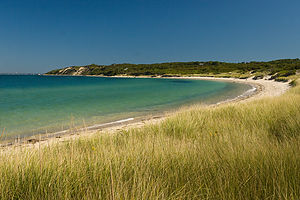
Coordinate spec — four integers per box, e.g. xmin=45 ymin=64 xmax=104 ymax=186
xmin=0 ymin=75 xmax=252 ymax=138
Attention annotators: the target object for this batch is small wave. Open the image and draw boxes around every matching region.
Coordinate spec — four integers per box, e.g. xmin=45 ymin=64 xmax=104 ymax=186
xmin=87 ymin=118 xmax=134 ymax=129
xmin=50 ymin=118 xmax=135 ymax=137
xmin=216 ymin=86 xmax=257 ymax=105
xmin=233 ymin=86 xmax=257 ymax=100
xmin=239 ymin=87 xmax=257 ymax=97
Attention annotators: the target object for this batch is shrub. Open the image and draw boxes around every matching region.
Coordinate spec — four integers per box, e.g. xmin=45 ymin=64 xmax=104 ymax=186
xmin=253 ymin=75 xmax=263 ymax=80
xmin=289 ymin=80 xmax=297 ymax=87
xmin=275 ymin=78 xmax=289 ymax=82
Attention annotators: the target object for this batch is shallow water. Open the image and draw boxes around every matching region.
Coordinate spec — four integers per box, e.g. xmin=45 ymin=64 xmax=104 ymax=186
xmin=0 ymin=75 xmax=251 ymax=138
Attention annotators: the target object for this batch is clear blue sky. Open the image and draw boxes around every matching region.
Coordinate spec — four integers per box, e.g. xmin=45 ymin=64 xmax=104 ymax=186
xmin=0 ymin=0 xmax=300 ymax=73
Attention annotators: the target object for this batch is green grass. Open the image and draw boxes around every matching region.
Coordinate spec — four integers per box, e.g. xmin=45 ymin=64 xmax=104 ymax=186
xmin=0 ymin=81 xmax=300 ymax=199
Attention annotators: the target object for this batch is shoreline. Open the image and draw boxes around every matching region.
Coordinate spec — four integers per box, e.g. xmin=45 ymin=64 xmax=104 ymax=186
xmin=44 ymin=74 xmax=289 ymax=98
xmin=0 ymin=76 xmax=290 ymax=149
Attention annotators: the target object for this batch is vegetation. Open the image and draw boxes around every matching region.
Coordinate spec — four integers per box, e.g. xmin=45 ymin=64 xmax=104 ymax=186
xmin=0 ymin=79 xmax=299 ymax=199
xmin=46 ymin=59 xmax=300 ymax=81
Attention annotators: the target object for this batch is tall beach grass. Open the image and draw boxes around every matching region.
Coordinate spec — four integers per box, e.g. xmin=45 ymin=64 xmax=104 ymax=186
xmin=0 ymin=80 xmax=299 ymax=199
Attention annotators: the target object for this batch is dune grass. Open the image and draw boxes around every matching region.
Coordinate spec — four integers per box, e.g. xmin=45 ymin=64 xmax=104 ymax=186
xmin=0 ymin=81 xmax=300 ymax=200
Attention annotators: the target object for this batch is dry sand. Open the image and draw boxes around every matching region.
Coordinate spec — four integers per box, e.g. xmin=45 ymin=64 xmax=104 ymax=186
xmin=174 ymin=76 xmax=290 ymax=100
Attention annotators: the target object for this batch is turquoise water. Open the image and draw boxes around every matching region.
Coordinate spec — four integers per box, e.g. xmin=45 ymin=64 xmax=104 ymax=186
xmin=0 ymin=75 xmax=251 ymax=138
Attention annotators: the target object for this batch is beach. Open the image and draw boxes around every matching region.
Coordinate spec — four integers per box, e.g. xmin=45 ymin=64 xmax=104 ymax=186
xmin=178 ymin=76 xmax=290 ymax=100
xmin=0 ymin=76 xmax=290 ymax=150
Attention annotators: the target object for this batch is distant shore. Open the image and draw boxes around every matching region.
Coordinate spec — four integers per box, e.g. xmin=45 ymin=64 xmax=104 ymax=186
xmin=0 ymin=76 xmax=290 ymax=149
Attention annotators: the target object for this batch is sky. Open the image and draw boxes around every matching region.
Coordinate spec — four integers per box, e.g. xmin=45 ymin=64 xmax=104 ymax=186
xmin=0 ymin=0 xmax=300 ymax=73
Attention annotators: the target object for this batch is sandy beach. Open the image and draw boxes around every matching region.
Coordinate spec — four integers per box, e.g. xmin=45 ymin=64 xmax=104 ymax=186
xmin=0 ymin=76 xmax=290 ymax=149
xmin=173 ymin=76 xmax=290 ymax=100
